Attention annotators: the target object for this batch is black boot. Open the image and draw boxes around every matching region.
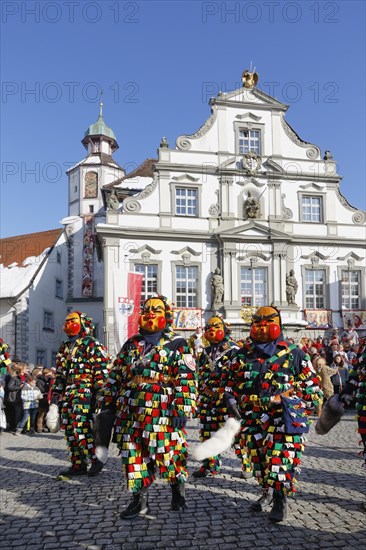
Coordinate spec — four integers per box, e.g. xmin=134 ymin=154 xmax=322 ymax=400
xmin=171 ymin=483 xmax=186 ymax=511
xmin=250 ymin=490 xmax=272 ymax=512
xmin=192 ymin=467 xmax=208 ymax=478
xmin=88 ymin=458 xmax=104 ymax=477
xmin=268 ymin=492 xmax=288 ymax=522
xmin=120 ymin=489 xmax=149 ymax=519
xmin=58 ymin=465 xmax=87 ymax=477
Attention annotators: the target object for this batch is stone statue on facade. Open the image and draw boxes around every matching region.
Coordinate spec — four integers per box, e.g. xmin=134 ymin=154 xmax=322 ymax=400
xmin=323 ymin=150 xmax=333 ymax=160
xmin=244 ymin=191 xmax=260 ymax=219
xmin=211 ymin=267 xmax=224 ymax=308
xmin=286 ymin=269 xmax=298 ymax=306
xmin=160 ymin=137 xmax=169 ymax=148
xmin=107 ymin=189 xmax=120 ymax=211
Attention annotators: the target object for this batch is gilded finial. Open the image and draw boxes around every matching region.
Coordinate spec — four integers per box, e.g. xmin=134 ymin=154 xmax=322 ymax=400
xmin=242 ymin=68 xmax=259 ymax=89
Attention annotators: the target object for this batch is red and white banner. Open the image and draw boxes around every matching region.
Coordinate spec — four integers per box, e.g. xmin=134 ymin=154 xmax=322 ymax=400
xmin=113 ymin=271 xmax=143 ymax=352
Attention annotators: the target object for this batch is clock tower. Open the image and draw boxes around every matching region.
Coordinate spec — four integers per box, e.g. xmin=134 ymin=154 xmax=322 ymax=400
xmin=66 ymin=102 xmax=125 ymax=218
xmin=61 ymin=104 xmax=125 ymax=334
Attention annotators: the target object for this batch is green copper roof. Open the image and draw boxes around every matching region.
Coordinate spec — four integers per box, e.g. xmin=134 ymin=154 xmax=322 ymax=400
xmin=84 ymin=103 xmax=117 ymax=140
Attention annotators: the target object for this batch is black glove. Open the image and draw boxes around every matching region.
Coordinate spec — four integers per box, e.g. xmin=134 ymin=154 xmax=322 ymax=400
xmin=224 ymin=392 xmax=242 ymax=421
xmin=51 ymin=393 xmax=61 ymax=405
xmin=339 ymin=393 xmax=353 ymax=406
xmin=224 ymin=391 xmax=237 ymax=409
xmin=171 ymin=415 xmax=187 ymax=429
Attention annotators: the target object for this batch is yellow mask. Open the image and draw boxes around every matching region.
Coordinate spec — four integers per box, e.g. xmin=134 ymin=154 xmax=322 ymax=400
xmin=139 ymin=298 xmax=167 ymax=333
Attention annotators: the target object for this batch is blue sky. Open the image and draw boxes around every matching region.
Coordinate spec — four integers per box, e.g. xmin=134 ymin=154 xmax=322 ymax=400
xmin=1 ymin=0 xmax=365 ymax=238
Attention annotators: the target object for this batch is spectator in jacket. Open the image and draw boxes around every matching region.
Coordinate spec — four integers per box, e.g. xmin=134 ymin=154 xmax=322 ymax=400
xmin=35 ymin=368 xmax=54 ymax=433
xmin=5 ymin=363 xmax=27 ymax=433
xmin=330 ymin=354 xmax=348 ymax=394
xmin=14 ymin=375 xmax=42 ymax=435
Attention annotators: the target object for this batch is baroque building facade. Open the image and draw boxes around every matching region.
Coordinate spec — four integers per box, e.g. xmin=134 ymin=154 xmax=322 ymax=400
xmin=95 ymin=71 xmax=365 ymax=350
xmin=2 ymin=71 xmax=365 ymax=365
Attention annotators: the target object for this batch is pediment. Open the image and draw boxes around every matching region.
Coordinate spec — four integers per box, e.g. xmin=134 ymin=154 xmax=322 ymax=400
xmin=264 ymin=158 xmax=284 ymax=174
xmin=171 ymin=246 xmax=201 ymax=257
xmin=219 ymin=157 xmax=237 ymax=169
xmin=337 ymin=252 xmax=364 ymax=261
xmin=235 ymin=112 xmax=262 ymax=121
xmin=235 ymin=177 xmax=265 ymax=188
xmin=216 ymin=87 xmax=288 ymax=110
xmin=237 ymin=251 xmax=271 ymax=261
xmin=301 ymin=251 xmax=329 ymax=262
xmin=216 ymin=221 xmax=288 ymax=239
xmin=300 ymin=182 xmax=325 ymax=192
xmin=130 ymin=245 xmax=162 ymax=255
xmin=171 ymin=174 xmax=200 ymax=182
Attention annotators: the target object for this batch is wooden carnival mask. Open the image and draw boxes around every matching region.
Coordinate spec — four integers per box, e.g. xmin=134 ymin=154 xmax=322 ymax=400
xmin=204 ymin=316 xmax=225 ymax=344
xmin=63 ymin=312 xmax=81 ymax=337
xmin=139 ymin=297 xmax=167 ymax=333
xmin=250 ymin=306 xmax=281 ymax=343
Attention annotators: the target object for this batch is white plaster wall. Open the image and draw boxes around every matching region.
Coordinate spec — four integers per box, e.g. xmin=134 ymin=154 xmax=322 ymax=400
xmin=27 ymin=234 xmax=69 ymax=366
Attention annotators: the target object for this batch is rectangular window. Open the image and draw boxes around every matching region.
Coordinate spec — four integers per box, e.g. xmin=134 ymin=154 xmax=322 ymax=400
xmin=55 ymin=279 xmax=63 ymax=299
xmin=51 ymin=351 xmax=58 ymax=367
xmin=43 ymin=311 xmax=54 ymax=330
xmin=36 ymin=349 xmax=46 ymax=366
xmin=176 ymin=188 xmax=198 ymax=217
xmin=239 ymin=129 xmax=261 ymax=154
xmin=56 ymin=251 xmax=61 ymax=264
xmin=135 ymin=264 xmax=158 ymax=307
xmin=341 ymin=270 xmax=360 ymax=309
xmin=176 ymin=266 xmax=198 ymax=308
xmin=240 ymin=267 xmax=267 ymax=306
xmin=305 ymin=269 xmax=326 ymax=308
xmin=302 ymin=196 xmax=322 ymax=223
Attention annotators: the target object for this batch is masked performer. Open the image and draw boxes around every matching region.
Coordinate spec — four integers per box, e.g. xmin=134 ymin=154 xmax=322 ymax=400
xmin=99 ymin=295 xmax=197 ymax=519
xmin=208 ymin=306 xmax=322 ymax=522
xmin=192 ymin=316 xmax=252 ymax=477
xmin=52 ymin=311 xmax=110 ymax=478
xmin=342 ymin=339 xmax=366 ymax=471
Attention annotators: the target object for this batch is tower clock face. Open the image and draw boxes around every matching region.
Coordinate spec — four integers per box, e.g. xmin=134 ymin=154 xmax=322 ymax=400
xmin=84 ymin=172 xmax=98 ymax=198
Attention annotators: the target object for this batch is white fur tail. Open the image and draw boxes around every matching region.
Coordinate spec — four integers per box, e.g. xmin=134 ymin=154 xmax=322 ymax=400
xmin=95 ymin=445 xmax=109 ymax=464
xmin=45 ymin=403 xmax=60 ymax=433
xmin=191 ymin=418 xmax=241 ymax=461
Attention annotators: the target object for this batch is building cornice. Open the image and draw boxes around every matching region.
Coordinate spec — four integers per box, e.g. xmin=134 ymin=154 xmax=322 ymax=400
xmin=155 ymin=161 xmax=342 ymax=184
xmin=96 ymin=223 xmax=366 ymax=248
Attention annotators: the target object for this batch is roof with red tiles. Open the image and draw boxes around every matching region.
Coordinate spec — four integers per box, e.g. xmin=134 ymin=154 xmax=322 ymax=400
xmin=104 ymin=158 xmax=157 ymax=188
xmin=0 ymin=229 xmax=63 ymax=268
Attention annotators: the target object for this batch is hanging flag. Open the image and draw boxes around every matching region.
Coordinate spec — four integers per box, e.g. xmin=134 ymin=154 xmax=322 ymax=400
xmin=113 ymin=270 xmax=143 ymax=352
xmin=127 ymin=271 xmax=143 ymax=339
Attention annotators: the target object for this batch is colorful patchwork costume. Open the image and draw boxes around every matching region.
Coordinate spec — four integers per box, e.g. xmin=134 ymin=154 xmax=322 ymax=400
xmin=53 ymin=311 xmax=110 ymax=477
xmin=99 ymin=296 xmax=197 ymax=519
xmin=193 ymin=316 xmax=248 ymax=477
xmin=0 ymin=339 xmax=11 ymax=379
xmin=343 ymin=340 xmax=366 ymax=469
xmin=208 ymin=306 xmax=322 ymax=522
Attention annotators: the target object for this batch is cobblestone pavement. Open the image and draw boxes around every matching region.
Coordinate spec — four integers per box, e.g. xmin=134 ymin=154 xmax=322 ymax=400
xmin=1 ymin=412 xmax=365 ymax=550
